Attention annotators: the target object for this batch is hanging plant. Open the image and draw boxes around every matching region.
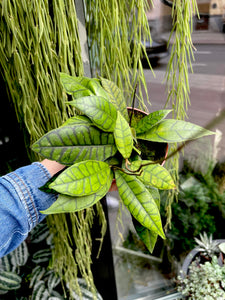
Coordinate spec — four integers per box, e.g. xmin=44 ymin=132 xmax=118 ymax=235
xmin=32 ymin=73 xmax=214 ymax=253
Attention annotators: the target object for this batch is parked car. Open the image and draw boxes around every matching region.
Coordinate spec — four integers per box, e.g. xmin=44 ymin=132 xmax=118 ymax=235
xmin=140 ymin=37 xmax=169 ymax=67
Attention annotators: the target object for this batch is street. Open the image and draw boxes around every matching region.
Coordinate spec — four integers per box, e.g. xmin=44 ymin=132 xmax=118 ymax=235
xmin=142 ymin=43 xmax=225 ymax=161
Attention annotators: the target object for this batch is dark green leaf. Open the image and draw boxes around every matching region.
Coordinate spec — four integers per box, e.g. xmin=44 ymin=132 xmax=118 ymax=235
xmin=115 ymin=170 xmax=165 ymax=239
xmin=132 ymin=217 xmax=158 ymax=253
xmin=135 ymin=110 xmax=172 ymax=134
xmin=137 ymin=119 xmax=215 ymax=143
xmin=32 ymin=125 xmax=116 ymax=165
xmin=49 ymin=160 xmax=111 ymax=196
xmin=68 ymin=96 xmax=117 ymax=132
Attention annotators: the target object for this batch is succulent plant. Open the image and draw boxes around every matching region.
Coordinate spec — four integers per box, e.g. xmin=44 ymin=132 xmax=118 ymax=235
xmin=194 ymin=232 xmax=220 ymax=259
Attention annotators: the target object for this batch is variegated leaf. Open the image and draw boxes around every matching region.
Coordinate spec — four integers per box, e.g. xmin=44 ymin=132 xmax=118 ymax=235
xmin=146 ymin=186 xmax=160 ymax=209
xmin=60 ymin=73 xmax=108 ymax=99
xmin=115 ymin=170 xmax=165 ymax=239
xmin=42 ymin=172 xmax=112 ymax=214
xmin=49 ymin=161 xmax=111 ymax=197
xmin=60 ymin=73 xmax=94 ymax=98
xmin=0 ymin=270 xmax=22 ymax=290
xmin=132 ymin=217 xmax=158 ymax=253
xmin=61 ymin=115 xmax=92 ymax=127
xmin=47 ymin=272 xmax=61 ymax=293
xmin=32 ymin=281 xmax=49 ymax=300
xmin=30 ymin=223 xmax=50 ymax=243
xmin=137 ymin=119 xmax=215 ymax=143
xmin=69 ymin=96 xmax=117 ymax=132
xmin=32 ymin=125 xmax=116 ymax=165
xmin=100 ymin=77 xmax=129 ymax=121
xmin=11 ymin=241 xmax=28 ymax=267
xmin=130 ymin=160 xmax=175 ymax=190
xmin=135 ymin=110 xmax=172 ymax=134
xmin=32 ymin=249 xmax=52 ymax=264
xmin=114 ymin=111 xmax=133 ymax=159
xmin=29 ymin=266 xmax=46 ymax=288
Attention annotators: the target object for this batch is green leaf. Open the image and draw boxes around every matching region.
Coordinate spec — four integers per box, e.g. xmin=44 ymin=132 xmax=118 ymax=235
xmin=68 ymin=96 xmax=117 ymax=132
xmin=61 ymin=115 xmax=92 ymax=127
xmin=114 ymin=111 xmax=133 ymax=159
xmin=60 ymin=73 xmax=94 ymax=98
xmin=132 ymin=217 xmax=158 ymax=253
xmin=133 ymin=187 xmax=161 ymax=253
xmin=115 ymin=170 xmax=165 ymax=239
xmin=137 ymin=119 xmax=215 ymax=143
xmin=41 ymin=172 xmax=113 ymax=214
xmin=146 ymin=187 xmax=160 ymax=209
xmin=100 ymin=77 xmax=129 ymax=121
xmin=135 ymin=110 xmax=172 ymax=134
xmin=49 ymin=160 xmax=111 ymax=196
xmin=130 ymin=160 xmax=176 ymax=190
xmin=60 ymin=73 xmax=109 ymax=99
xmin=32 ymin=125 xmax=116 ymax=165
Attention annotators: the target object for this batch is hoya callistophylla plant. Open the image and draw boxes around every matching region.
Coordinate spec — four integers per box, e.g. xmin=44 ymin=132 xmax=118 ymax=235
xmin=32 ymin=73 xmax=214 ymax=252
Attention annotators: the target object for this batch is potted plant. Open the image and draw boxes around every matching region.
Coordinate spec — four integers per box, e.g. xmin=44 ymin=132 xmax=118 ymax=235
xmin=31 ymin=73 xmax=214 ymax=254
xmin=177 ymin=232 xmax=225 ymax=299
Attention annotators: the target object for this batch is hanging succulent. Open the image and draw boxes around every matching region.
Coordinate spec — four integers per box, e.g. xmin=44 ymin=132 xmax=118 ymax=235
xmin=32 ymin=73 xmax=214 ymax=252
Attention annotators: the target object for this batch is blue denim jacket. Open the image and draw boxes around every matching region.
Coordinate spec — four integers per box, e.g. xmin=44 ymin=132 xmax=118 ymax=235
xmin=0 ymin=162 xmax=57 ymax=258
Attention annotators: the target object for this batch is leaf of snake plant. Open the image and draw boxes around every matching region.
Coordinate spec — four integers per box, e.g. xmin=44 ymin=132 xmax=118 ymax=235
xmin=60 ymin=73 xmax=109 ymax=99
xmin=135 ymin=109 xmax=172 ymax=134
xmin=115 ymin=170 xmax=165 ymax=239
xmin=130 ymin=160 xmax=175 ymax=190
xmin=137 ymin=119 xmax=215 ymax=143
xmin=32 ymin=125 xmax=116 ymax=165
xmin=49 ymin=160 xmax=111 ymax=196
xmin=114 ymin=111 xmax=133 ymax=159
xmin=132 ymin=217 xmax=159 ymax=253
xmin=100 ymin=77 xmax=129 ymax=122
xmin=68 ymin=96 xmax=117 ymax=132
xmin=41 ymin=172 xmax=113 ymax=214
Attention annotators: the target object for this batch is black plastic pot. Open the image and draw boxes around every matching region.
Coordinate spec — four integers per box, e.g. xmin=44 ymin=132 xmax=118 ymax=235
xmin=127 ymin=107 xmax=168 ymax=164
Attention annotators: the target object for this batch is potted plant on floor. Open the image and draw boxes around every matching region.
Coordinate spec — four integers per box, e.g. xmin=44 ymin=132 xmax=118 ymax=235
xmin=177 ymin=232 xmax=225 ymax=299
xmin=31 ymin=73 xmax=214 ymax=254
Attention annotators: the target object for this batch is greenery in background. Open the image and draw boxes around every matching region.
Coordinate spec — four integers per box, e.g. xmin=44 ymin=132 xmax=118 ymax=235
xmin=0 ymin=0 xmax=199 ymax=298
xmin=177 ymin=234 xmax=225 ymax=299
xmin=177 ymin=256 xmax=225 ymax=299
xmin=164 ymin=0 xmax=198 ymax=227
xmin=161 ymin=143 xmax=225 ymax=258
xmin=85 ymin=0 xmax=151 ymax=109
xmin=0 ymin=221 xmax=103 ymax=299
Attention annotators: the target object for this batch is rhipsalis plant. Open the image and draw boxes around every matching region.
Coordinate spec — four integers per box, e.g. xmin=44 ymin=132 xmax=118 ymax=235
xmin=32 ymin=73 xmax=214 ymax=253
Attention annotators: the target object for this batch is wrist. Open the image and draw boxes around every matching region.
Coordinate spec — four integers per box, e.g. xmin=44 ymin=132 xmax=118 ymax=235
xmin=40 ymin=159 xmax=65 ymax=177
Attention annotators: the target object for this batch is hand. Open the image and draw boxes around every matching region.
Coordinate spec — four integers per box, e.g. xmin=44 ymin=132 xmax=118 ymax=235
xmin=40 ymin=159 xmax=65 ymax=176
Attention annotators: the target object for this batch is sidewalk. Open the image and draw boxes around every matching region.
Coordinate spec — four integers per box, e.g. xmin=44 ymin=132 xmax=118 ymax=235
xmin=191 ymin=30 xmax=225 ymax=44
xmin=162 ymin=30 xmax=225 ymax=45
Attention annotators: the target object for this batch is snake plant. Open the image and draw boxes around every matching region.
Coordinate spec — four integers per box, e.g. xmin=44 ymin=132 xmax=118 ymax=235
xmin=32 ymin=73 xmax=214 ymax=252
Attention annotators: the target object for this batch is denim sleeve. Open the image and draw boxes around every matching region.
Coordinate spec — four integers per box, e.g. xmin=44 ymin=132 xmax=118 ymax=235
xmin=0 ymin=162 xmax=57 ymax=258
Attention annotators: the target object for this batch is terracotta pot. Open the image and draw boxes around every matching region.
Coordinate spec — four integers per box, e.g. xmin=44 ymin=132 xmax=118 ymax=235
xmin=127 ymin=107 xmax=168 ymax=165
